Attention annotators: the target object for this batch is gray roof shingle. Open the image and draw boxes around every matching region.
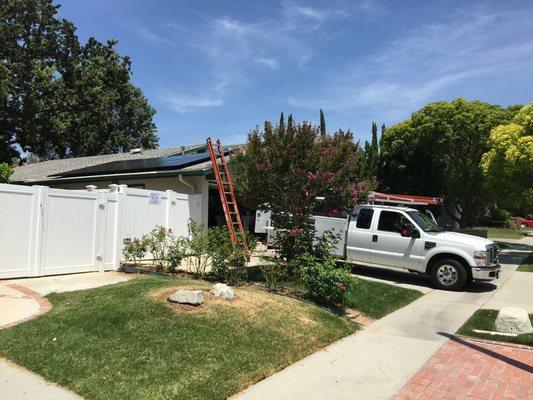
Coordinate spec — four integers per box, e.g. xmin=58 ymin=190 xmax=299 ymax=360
xmin=11 ymin=147 xmax=193 ymax=183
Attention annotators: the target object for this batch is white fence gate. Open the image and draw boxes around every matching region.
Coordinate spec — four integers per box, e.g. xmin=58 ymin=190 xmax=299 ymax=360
xmin=0 ymin=183 xmax=201 ymax=279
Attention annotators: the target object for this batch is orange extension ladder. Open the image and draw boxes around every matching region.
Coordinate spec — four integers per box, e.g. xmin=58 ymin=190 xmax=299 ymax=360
xmin=206 ymin=138 xmax=250 ymax=256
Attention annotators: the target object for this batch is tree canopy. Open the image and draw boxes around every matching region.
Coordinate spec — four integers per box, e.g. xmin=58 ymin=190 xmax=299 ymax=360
xmin=0 ymin=0 xmax=158 ymax=163
xmin=232 ymin=118 xmax=370 ymax=229
xmin=482 ymin=103 xmax=533 ymax=214
xmin=379 ymin=98 xmax=520 ymax=226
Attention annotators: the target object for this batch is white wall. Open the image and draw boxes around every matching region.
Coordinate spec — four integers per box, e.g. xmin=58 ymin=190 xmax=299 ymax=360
xmin=0 ymin=183 xmax=201 ymax=279
xmin=47 ymin=175 xmax=209 ymax=228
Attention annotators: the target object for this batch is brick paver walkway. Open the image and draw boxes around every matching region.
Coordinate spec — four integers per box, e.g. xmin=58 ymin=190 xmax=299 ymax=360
xmin=394 ymin=336 xmax=532 ymax=400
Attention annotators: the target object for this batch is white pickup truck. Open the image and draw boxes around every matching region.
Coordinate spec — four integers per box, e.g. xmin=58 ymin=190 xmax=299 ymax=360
xmin=257 ymin=204 xmax=501 ymax=291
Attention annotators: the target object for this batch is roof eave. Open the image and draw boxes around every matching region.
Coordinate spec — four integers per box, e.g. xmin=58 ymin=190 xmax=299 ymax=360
xmin=11 ymin=166 xmax=213 ymax=185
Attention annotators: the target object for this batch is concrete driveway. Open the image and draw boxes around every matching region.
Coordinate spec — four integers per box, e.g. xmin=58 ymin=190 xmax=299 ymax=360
xmin=234 ymin=236 xmax=533 ymax=400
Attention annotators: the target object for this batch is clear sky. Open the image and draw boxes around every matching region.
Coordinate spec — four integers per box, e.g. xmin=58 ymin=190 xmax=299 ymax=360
xmin=58 ymin=0 xmax=533 ymax=147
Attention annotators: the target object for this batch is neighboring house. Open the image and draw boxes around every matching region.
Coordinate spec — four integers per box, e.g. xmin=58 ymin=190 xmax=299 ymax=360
xmin=10 ymin=144 xmax=245 ymax=228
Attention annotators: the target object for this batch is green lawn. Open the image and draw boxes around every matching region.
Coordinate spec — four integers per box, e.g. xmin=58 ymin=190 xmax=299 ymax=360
xmin=345 ymin=277 xmax=423 ymax=319
xmin=457 ymin=309 xmax=533 ymax=346
xmin=0 ymin=276 xmax=355 ymax=400
xmin=472 ymin=227 xmax=527 ymax=239
xmin=517 ymin=252 xmax=533 ymax=272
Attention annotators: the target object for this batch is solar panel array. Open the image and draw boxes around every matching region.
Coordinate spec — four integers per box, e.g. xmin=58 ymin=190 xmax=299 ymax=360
xmin=55 ymin=149 xmax=229 ymax=178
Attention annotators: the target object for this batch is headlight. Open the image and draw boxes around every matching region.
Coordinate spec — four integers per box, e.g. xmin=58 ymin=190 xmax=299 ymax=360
xmin=474 ymin=251 xmax=487 ymax=266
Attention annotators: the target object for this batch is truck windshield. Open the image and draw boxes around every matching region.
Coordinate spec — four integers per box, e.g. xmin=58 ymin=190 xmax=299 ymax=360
xmin=406 ymin=210 xmax=443 ymax=232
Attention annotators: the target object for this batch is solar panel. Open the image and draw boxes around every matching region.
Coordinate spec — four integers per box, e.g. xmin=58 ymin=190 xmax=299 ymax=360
xmin=55 ymin=149 xmax=230 ymax=178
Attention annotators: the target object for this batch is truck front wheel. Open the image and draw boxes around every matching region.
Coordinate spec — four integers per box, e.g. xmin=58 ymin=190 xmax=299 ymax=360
xmin=430 ymin=259 xmax=468 ymax=291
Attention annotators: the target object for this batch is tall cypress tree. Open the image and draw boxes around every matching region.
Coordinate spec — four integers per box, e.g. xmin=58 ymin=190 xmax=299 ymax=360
xmin=279 ymin=112 xmax=285 ymax=132
xmin=319 ymin=109 xmax=326 ymax=135
xmin=380 ymin=123 xmax=386 ymax=149
xmin=287 ymin=114 xmax=294 ymax=131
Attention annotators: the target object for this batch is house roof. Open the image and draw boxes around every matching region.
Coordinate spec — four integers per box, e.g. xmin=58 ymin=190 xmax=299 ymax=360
xmin=11 ymin=144 xmax=242 ymax=184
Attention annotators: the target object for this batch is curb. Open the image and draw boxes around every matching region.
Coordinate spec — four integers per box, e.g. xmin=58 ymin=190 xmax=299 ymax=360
xmin=457 ymin=334 xmax=533 ymax=350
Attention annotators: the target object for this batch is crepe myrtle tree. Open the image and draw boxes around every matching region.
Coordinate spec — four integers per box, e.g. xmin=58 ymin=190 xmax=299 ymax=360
xmin=232 ymin=119 xmax=371 ymax=232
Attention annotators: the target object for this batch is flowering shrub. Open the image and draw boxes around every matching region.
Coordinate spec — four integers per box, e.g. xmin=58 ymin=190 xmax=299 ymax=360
xmin=295 ymin=253 xmax=349 ymax=306
xmin=232 ymin=120 xmax=372 ymax=232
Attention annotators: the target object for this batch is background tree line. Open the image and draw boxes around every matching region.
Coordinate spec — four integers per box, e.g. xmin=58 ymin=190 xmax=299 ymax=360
xmin=235 ymin=99 xmax=532 ymax=229
xmin=0 ymin=0 xmax=158 ymax=164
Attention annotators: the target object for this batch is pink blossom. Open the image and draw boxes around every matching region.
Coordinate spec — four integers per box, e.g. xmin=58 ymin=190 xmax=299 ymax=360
xmin=307 ymin=171 xmax=316 ymax=181
xmin=290 ymin=227 xmax=302 ymax=236
xmin=325 ymin=172 xmax=334 ymax=183
xmin=260 ymin=163 xmax=269 ymax=172
xmin=327 ymin=208 xmax=339 ymax=217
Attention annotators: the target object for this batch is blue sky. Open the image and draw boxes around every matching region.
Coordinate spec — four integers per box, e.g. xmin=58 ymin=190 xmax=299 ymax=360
xmin=59 ymin=0 xmax=533 ymax=147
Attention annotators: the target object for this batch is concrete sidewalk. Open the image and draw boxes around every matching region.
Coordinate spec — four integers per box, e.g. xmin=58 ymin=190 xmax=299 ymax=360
xmin=234 ymin=237 xmax=533 ymax=400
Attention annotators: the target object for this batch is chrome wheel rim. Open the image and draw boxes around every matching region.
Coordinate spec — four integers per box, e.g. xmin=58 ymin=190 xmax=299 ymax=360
xmin=436 ymin=264 xmax=458 ymax=286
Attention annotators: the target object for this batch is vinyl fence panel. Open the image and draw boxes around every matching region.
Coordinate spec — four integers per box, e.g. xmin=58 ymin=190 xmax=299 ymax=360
xmin=0 ymin=183 xmax=202 ymax=279
xmin=0 ymin=184 xmax=41 ymax=279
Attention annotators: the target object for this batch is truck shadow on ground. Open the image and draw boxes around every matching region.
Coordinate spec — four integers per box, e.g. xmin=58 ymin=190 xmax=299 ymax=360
xmin=349 ymin=265 xmax=498 ymax=293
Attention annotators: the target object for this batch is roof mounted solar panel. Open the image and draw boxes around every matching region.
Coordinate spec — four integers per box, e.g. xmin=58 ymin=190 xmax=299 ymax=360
xmin=54 ymin=148 xmax=231 ymax=178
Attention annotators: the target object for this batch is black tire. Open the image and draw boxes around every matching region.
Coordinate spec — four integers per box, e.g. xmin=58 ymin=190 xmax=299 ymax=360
xmin=430 ymin=259 xmax=468 ymax=291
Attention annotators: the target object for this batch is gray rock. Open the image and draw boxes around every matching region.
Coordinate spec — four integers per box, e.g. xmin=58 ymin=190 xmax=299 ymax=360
xmin=495 ymin=307 xmax=533 ymax=334
xmin=211 ymin=283 xmax=235 ymax=300
xmin=168 ymin=290 xmax=204 ymax=305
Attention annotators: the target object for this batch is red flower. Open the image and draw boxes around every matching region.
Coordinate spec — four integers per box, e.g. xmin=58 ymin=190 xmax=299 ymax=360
xmin=338 ymin=282 xmax=345 ymax=293
xmin=290 ymin=227 xmax=302 ymax=236
xmin=307 ymin=171 xmax=316 ymax=181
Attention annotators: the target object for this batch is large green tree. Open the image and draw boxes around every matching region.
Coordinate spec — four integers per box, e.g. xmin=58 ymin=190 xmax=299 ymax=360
xmin=482 ymin=103 xmax=533 ymax=214
xmin=379 ymin=98 xmax=520 ymax=226
xmin=0 ymin=0 xmax=158 ymax=163
xmin=232 ymin=119 xmax=370 ymax=230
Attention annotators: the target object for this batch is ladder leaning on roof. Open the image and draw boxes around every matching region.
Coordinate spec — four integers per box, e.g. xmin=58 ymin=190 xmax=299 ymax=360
xmin=206 ymin=137 xmax=250 ymax=257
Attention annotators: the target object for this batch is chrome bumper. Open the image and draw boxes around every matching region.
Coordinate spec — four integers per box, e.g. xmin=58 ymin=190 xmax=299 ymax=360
xmin=472 ymin=264 xmax=501 ymax=281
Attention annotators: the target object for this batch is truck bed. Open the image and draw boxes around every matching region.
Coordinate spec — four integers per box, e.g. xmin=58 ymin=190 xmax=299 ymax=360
xmin=313 ymin=216 xmax=347 ymax=257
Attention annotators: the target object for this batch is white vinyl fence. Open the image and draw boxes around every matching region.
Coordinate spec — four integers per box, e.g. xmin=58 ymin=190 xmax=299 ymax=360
xmin=0 ymin=183 xmax=201 ymax=279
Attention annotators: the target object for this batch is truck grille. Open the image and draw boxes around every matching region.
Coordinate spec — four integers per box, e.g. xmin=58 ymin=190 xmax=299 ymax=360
xmin=487 ymin=246 xmax=498 ymax=264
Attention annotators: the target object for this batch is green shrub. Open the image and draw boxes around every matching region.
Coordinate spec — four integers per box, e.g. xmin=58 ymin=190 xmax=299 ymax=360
xmin=208 ymin=226 xmax=256 ymax=285
xmin=0 ymin=163 xmax=12 ymax=183
xmin=185 ymin=220 xmax=210 ymax=278
xmin=489 ymin=208 xmax=510 ymax=222
xmin=295 ymin=254 xmax=349 ymax=306
xmin=259 ymin=256 xmax=287 ymax=291
xmin=123 ymin=237 xmax=147 ymax=264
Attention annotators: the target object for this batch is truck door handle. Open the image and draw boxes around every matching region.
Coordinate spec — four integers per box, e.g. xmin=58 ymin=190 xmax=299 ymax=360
xmin=372 ymin=235 xmax=378 ymax=242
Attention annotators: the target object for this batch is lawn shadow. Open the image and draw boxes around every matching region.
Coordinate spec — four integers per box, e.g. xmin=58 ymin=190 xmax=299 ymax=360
xmin=438 ymin=332 xmax=533 ymax=374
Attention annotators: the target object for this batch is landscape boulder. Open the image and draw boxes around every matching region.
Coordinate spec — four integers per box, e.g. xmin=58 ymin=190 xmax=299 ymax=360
xmin=211 ymin=283 xmax=235 ymax=300
xmin=168 ymin=290 xmax=204 ymax=306
xmin=495 ymin=307 xmax=533 ymax=334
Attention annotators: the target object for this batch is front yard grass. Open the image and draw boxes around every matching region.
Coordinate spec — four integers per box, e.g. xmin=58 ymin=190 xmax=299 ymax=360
xmin=457 ymin=309 xmax=533 ymax=346
xmin=517 ymin=252 xmax=533 ymax=272
xmin=0 ymin=276 xmax=355 ymax=400
xmin=345 ymin=277 xmax=423 ymax=319
xmin=472 ymin=227 xmax=527 ymax=239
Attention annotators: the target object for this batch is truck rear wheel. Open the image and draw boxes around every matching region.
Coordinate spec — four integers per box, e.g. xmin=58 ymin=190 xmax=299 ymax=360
xmin=430 ymin=259 xmax=467 ymax=291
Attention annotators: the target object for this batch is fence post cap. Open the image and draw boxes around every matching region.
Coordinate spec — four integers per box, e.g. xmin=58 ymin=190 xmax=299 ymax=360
xmin=86 ymin=185 xmax=97 ymax=192
xmin=109 ymin=184 xmax=119 ymax=192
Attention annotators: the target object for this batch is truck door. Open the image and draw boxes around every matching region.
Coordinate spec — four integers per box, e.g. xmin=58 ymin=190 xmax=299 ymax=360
xmin=369 ymin=210 xmax=424 ymax=269
xmin=346 ymin=207 xmax=374 ymax=263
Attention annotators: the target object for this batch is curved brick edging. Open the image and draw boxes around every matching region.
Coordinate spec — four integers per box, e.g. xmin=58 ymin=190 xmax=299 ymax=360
xmin=0 ymin=284 xmax=51 ymax=329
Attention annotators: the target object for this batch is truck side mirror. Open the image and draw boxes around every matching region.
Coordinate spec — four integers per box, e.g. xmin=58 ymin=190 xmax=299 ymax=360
xmin=410 ymin=227 xmax=420 ymax=238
